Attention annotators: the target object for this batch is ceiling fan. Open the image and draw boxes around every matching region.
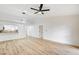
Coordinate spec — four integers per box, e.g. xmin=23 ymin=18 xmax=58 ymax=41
xmin=30 ymin=4 xmax=50 ymax=15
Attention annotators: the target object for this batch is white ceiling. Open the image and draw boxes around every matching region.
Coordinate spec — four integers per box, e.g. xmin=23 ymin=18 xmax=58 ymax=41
xmin=0 ymin=4 xmax=79 ymax=24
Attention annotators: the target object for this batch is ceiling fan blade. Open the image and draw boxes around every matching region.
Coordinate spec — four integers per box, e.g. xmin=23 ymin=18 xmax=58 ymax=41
xmin=39 ymin=4 xmax=43 ymax=10
xmin=41 ymin=9 xmax=50 ymax=11
xmin=31 ymin=8 xmax=39 ymax=11
xmin=34 ymin=12 xmax=39 ymax=14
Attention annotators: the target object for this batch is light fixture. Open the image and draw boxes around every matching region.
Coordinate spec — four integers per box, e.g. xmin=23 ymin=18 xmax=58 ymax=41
xmin=22 ymin=11 xmax=27 ymax=15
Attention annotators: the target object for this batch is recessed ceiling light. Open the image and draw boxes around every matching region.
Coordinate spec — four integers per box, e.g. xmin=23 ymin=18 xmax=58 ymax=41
xmin=22 ymin=11 xmax=27 ymax=15
xmin=22 ymin=12 xmax=26 ymax=14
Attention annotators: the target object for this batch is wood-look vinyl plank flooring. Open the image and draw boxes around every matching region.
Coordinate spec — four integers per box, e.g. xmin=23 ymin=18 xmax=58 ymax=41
xmin=0 ymin=37 xmax=79 ymax=55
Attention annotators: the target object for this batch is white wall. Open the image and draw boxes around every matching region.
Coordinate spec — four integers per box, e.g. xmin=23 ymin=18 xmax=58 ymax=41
xmin=28 ymin=15 xmax=79 ymax=45
xmin=27 ymin=25 xmax=39 ymax=37
xmin=18 ymin=24 xmax=27 ymax=38
xmin=43 ymin=15 xmax=79 ymax=45
xmin=45 ymin=15 xmax=79 ymax=45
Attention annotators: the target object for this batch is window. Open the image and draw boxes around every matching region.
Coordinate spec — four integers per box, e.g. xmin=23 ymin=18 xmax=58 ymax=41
xmin=0 ymin=25 xmax=18 ymax=33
